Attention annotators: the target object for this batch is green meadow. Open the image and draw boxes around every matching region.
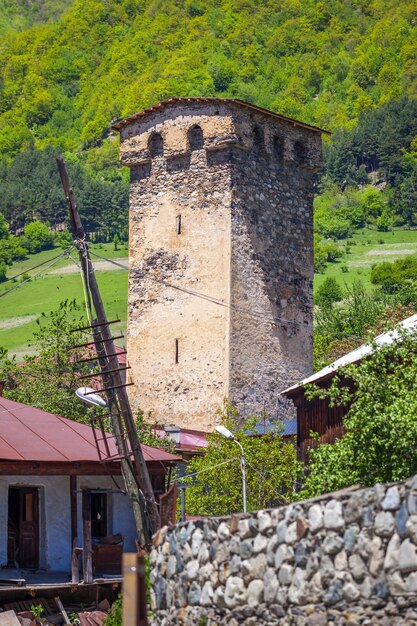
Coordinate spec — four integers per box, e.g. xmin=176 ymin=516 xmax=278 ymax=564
xmin=0 ymin=243 xmax=128 ymax=359
xmin=314 ymin=228 xmax=417 ymax=292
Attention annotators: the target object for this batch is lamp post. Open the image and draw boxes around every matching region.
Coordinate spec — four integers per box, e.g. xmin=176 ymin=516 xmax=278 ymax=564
xmin=215 ymin=425 xmax=247 ymax=513
xmin=76 ymin=386 xmax=108 ymax=408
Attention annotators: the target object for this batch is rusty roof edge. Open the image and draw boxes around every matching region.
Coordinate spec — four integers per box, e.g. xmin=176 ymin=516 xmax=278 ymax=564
xmin=110 ymin=97 xmax=331 ymax=135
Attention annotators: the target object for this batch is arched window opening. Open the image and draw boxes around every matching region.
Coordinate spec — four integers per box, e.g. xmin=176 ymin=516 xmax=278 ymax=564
xmin=273 ymin=135 xmax=284 ymax=161
xmin=188 ymin=125 xmax=204 ymax=151
xmin=294 ymin=140 xmax=307 ymax=164
xmin=148 ymin=132 xmax=164 ymax=157
xmin=252 ymin=125 xmax=264 ymax=150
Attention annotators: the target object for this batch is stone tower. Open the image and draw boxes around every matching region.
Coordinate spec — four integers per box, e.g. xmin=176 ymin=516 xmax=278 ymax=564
xmin=113 ymin=98 xmax=326 ymax=431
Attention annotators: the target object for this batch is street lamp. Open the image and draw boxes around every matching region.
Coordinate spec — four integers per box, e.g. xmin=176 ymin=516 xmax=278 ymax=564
xmin=75 ymin=386 xmax=108 ymax=408
xmin=215 ymin=425 xmax=247 ymax=513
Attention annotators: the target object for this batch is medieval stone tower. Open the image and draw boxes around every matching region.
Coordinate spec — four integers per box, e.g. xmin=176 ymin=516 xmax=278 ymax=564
xmin=113 ymin=98 xmax=325 ymax=431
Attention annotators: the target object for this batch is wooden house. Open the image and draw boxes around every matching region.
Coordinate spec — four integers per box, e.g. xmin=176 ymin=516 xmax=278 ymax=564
xmin=281 ymin=314 xmax=417 ymax=462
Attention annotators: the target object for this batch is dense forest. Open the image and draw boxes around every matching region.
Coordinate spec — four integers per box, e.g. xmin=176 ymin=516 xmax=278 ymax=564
xmin=0 ymin=0 xmax=416 ymax=260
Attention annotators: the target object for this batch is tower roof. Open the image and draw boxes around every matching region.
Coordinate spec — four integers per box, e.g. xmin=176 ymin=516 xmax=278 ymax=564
xmin=111 ymin=97 xmax=330 ymax=135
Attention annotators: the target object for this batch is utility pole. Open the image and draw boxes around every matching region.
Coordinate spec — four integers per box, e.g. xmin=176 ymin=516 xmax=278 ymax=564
xmin=57 ymin=156 xmax=160 ymax=546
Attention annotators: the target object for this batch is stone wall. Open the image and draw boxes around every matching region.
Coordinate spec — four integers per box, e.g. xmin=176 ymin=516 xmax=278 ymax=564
xmin=150 ymin=476 xmax=417 ymax=625
xmin=116 ymin=99 xmax=323 ymax=430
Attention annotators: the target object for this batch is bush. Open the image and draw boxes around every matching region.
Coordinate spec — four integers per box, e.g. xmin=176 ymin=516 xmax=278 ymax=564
xmin=315 ymin=277 xmax=343 ymax=308
xmin=24 ymin=222 xmax=54 ymax=253
xmin=0 ymin=262 xmax=7 ymax=283
xmin=370 ymin=254 xmax=417 ymax=293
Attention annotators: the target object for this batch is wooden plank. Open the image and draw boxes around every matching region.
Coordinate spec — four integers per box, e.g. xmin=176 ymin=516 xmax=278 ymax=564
xmin=0 ymin=611 xmax=21 ymax=626
xmin=70 ymin=476 xmax=79 ymax=584
xmin=54 ymin=596 xmax=71 ymax=625
xmin=122 ymin=553 xmax=148 ymax=626
xmin=82 ymin=491 xmax=93 ymax=585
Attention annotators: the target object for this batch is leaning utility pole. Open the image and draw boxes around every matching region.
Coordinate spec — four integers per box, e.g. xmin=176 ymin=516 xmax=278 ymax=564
xmin=56 ymin=156 xmax=160 ymax=546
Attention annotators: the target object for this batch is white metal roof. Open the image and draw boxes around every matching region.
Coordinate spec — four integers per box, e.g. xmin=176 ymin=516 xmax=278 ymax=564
xmin=281 ymin=313 xmax=417 ymax=396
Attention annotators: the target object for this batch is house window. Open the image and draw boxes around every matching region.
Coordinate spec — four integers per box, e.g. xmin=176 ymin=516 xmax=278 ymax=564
xmin=91 ymin=492 xmax=107 ymax=540
xmin=188 ymin=125 xmax=204 ymax=151
xmin=148 ymin=132 xmax=164 ymax=157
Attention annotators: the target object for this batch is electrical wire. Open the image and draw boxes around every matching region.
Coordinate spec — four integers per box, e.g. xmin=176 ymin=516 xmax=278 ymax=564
xmin=2 ymin=250 xmax=71 ymax=283
xmin=88 ymin=249 xmax=304 ymax=329
xmin=173 ymin=456 xmax=241 ymax=483
xmin=87 ymin=250 xmax=372 ymax=342
xmin=0 ymin=248 xmax=75 ymax=300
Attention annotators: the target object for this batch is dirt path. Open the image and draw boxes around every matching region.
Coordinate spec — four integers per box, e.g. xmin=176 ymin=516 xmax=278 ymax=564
xmin=366 ymin=249 xmax=416 ymax=256
xmin=48 ymin=257 xmax=128 ymax=274
xmin=0 ymin=315 xmax=37 ymax=330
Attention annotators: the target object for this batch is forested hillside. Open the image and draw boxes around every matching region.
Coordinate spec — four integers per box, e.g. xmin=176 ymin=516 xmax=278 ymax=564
xmin=0 ymin=0 xmax=416 ymax=263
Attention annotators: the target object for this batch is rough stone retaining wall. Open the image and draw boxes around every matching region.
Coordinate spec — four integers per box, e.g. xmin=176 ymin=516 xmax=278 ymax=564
xmin=150 ymin=475 xmax=417 ymax=625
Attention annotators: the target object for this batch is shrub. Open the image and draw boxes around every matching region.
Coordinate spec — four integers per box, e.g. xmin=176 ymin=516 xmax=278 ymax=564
xmin=315 ymin=277 xmax=343 ymax=308
xmin=24 ymin=222 xmax=54 ymax=253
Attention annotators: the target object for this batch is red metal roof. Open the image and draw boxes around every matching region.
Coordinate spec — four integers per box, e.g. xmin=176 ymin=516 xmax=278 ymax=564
xmin=0 ymin=397 xmax=180 ymax=464
xmin=111 ymin=97 xmax=330 ymax=135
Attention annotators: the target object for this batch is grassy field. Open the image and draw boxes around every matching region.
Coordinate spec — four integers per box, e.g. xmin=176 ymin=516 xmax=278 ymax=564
xmin=0 ymin=242 xmax=128 ymax=358
xmin=314 ymin=228 xmax=417 ymax=292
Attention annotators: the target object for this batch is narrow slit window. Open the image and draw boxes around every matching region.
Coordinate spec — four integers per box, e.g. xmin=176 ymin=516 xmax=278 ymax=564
xmin=176 ymin=214 xmax=182 ymax=235
xmin=175 ymin=339 xmax=179 ymax=364
xmin=273 ymin=135 xmax=284 ymax=161
xmin=253 ymin=125 xmax=264 ymax=151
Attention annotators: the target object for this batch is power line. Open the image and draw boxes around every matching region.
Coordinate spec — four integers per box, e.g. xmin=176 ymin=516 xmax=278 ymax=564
xmin=0 ymin=248 xmax=74 ymax=300
xmin=3 ymin=249 xmax=72 ymax=283
xmin=88 ymin=250 xmax=304 ymax=329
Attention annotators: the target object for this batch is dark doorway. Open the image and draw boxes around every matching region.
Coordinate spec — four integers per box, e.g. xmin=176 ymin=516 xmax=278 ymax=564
xmin=91 ymin=492 xmax=108 ymax=541
xmin=8 ymin=487 xmax=39 ymax=569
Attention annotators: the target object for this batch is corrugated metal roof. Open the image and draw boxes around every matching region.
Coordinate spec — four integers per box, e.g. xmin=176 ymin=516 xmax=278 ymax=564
xmin=281 ymin=313 xmax=417 ymax=396
xmin=155 ymin=427 xmax=208 ymax=451
xmin=0 ymin=397 xmax=180 ymax=464
xmin=111 ymin=97 xmax=330 ymax=135
xmin=245 ymin=419 xmax=297 ymax=437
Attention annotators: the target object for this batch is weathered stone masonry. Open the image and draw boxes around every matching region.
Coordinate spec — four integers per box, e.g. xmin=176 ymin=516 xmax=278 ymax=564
xmin=150 ymin=476 xmax=417 ymax=625
xmin=114 ymin=98 xmax=325 ymax=431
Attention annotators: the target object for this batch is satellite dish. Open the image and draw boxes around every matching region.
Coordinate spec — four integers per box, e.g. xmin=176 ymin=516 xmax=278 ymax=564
xmin=75 ymin=386 xmax=108 ymax=408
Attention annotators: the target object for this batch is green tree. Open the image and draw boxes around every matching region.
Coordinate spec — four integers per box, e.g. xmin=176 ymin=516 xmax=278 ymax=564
xmin=370 ymin=254 xmax=417 ymax=293
xmin=0 ymin=300 xmax=97 ymax=422
xmin=0 ymin=261 xmax=6 ymax=283
xmin=302 ymin=327 xmax=417 ymax=497
xmin=315 ymin=277 xmax=343 ymax=308
xmin=24 ymin=221 xmax=54 ymax=253
xmin=185 ymin=405 xmax=301 ymax=516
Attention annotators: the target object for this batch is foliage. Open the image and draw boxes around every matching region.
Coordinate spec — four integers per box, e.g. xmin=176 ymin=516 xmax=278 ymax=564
xmin=0 ymin=261 xmax=6 ymax=282
xmin=314 ymin=277 xmax=343 ymax=308
xmin=314 ymin=234 xmax=344 ymax=273
xmin=302 ymin=328 xmax=417 ymax=497
xmin=0 ymin=300 xmax=96 ymax=422
xmin=135 ymin=410 xmax=176 ymax=454
xmin=24 ymin=221 xmax=54 ymax=253
xmin=313 ymin=281 xmax=398 ymax=368
xmin=0 ymin=1 xmax=416 ymax=241
xmin=370 ymin=253 xmax=417 ymax=293
xmin=0 ymin=146 xmax=128 ymax=235
xmin=104 ymin=597 xmax=122 ymax=626
xmin=185 ymin=404 xmax=301 ymax=516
